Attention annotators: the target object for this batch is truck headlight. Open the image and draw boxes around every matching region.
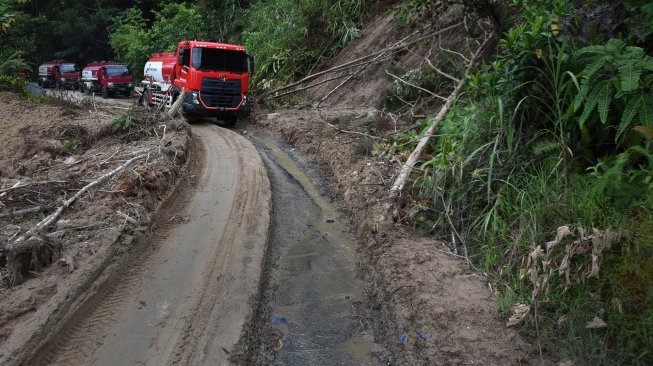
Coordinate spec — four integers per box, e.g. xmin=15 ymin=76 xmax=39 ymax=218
xmin=128 ymin=82 xmax=133 ymax=87
xmin=108 ymin=82 xmax=114 ymax=87
xmin=61 ymin=78 xmax=66 ymax=81
xmin=192 ymin=92 xmax=200 ymax=105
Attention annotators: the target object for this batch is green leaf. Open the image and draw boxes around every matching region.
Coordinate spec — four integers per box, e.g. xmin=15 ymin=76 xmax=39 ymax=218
xmin=596 ymin=81 xmax=612 ymax=124
xmin=579 ymin=81 xmax=603 ymax=128
xmin=640 ymin=94 xmax=653 ymax=127
xmin=617 ymin=57 xmax=642 ymax=92
xmin=618 ymin=96 xmax=641 ymax=140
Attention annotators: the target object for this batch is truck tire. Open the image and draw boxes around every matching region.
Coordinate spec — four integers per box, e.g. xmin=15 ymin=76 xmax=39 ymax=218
xmin=38 ymin=79 xmax=42 ymax=88
xmin=141 ymin=90 xmax=150 ymax=107
xmin=56 ymin=81 xmax=62 ymax=90
xmin=101 ymin=86 xmax=109 ymax=99
xmin=223 ymin=116 xmax=237 ymax=128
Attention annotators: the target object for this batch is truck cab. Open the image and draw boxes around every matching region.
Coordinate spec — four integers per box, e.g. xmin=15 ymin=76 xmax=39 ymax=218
xmin=141 ymin=40 xmax=254 ymax=126
xmin=81 ymin=62 xmax=133 ymax=98
xmin=53 ymin=63 xmax=80 ymax=90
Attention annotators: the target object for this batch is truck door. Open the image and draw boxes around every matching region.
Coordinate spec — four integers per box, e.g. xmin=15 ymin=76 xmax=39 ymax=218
xmin=176 ymin=46 xmax=191 ymax=89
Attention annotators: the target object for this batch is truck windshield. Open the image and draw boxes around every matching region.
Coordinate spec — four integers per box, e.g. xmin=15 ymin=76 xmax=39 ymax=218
xmin=60 ymin=64 xmax=78 ymax=73
xmin=191 ymin=48 xmax=248 ymax=73
xmin=107 ymin=66 xmax=131 ymax=76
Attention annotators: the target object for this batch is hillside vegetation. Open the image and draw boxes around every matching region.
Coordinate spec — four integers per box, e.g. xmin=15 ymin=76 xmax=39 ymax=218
xmin=2 ymin=0 xmax=652 ymax=364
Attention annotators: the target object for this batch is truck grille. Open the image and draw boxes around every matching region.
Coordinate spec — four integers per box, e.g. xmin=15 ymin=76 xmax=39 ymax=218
xmin=200 ymin=78 xmax=242 ymax=109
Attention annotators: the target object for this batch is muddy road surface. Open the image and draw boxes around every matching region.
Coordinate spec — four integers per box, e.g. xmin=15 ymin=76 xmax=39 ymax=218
xmin=236 ymin=134 xmax=381 ymax=365
xmin=26 ymin=124 xmax=271 ymax=365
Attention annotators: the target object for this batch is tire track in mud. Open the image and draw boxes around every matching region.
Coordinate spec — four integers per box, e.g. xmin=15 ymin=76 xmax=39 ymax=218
xmin=29 ymin=238 xmax=166 ymax=365
xmin=25 ymin=124 xmax=271 ymax=366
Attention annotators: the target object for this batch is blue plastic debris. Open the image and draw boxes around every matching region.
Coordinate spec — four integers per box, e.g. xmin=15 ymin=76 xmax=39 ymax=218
xmin=399 ymin=335 xmax=407 ymax=343
xmin=416 ymin=331 xmax=428 ymax=341
xmin=271 ymin=316 xmax=287 ymax=324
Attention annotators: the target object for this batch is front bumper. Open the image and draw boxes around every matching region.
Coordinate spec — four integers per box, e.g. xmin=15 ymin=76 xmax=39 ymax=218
xmin=181 ymin=92 xmax=248 ymax=117
xmin=59 ymin=78 xmax=79 ymax=87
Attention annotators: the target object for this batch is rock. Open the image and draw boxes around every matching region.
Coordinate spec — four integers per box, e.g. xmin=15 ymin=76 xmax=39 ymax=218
xmin=267 ymin=113 xmax=280 ymax=120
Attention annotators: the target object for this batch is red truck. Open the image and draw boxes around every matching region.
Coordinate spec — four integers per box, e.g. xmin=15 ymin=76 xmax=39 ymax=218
xmin=138 ymin=40 xmax=254 ymax=126
xmin=81 ymin=62 xmax=133 ymax=98
xmin=38 ymin=61 xmax=80 ymax=89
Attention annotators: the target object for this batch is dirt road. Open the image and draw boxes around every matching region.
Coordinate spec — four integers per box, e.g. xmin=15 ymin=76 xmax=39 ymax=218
xmin=26 ymin=124 xmax=271 ymax=365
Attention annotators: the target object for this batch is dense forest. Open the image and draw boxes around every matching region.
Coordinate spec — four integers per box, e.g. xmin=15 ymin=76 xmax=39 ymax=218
xmin=2 ymin=0 xmax=653 ymax=364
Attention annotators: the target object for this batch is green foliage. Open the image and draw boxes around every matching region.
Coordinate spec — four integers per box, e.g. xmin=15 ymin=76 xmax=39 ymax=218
xmin=0 ymin=74 xmax=26 ymax=93
xmin=389 ymin=0 xmax=653 ymax=363
xmin=110 ymin=4 xmax=212 ymax=80
xmin=112 ymin=111 xmax=141 ymax=132
xmin=575 ymin=39 xmax=653 ymax=141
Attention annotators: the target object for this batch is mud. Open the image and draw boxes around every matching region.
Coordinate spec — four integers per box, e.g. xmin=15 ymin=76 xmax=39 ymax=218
xmin=243 ymin=133 xmax=383 ymax=365
xmin=25 ymin=124 xmax=270 ymax=366
xmin=247 ymin=107 xmax=534 ymax=365
xmin=0 ymin=91 xmax=190 ymax=366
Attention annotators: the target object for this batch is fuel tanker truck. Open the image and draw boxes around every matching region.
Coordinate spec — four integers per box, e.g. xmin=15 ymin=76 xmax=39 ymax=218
xmin=138 ymin=40 xmax=254 ymax=126
xmin=81 ymin=62 xmax=133 ymax=98
xmin=38 ymin=61 xmax=80 ymax=89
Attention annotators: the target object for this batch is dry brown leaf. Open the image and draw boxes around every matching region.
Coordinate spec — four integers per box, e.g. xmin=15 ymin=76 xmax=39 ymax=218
xmin=546 ymin=225 xmax=572 ymax=252
xmin=585 ymin=316 xmax=607 ymax=329
xmin=506 ymin=303 xmax=530 ymax=327
xmin=633 ymin=125 xmax=653 ymax=140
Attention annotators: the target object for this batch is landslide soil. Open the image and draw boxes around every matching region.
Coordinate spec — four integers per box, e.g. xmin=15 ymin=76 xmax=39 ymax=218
xmin=0 ymin=92 xmax=190 ymax=366
xmin=246 ymin=108 xmax=532 ymax=365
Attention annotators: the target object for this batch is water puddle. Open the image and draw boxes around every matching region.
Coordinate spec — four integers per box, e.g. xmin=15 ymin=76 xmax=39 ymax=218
xmin=251 ymin=135 xmax=377 ymax=365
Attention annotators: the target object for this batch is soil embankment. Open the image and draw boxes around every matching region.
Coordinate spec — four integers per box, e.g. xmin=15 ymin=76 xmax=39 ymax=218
xmin=0 ymin=92 xmax=190 ymax=365
xmin=249 ymin=106 xmax=531 ymax=365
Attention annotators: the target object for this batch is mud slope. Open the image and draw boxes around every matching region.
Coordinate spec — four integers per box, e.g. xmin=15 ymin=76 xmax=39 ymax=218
xmin=26 ymin=124 xmax=271 ymax=366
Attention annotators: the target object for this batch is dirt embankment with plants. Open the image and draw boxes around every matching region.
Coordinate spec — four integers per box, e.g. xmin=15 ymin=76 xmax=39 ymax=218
xmin=250 ymin=107 xmax=531 ymax=365
xmin=0 ymin=92 xmax=190 ymax=365
xmin=258 ymin=0 xmax=653 ymax=364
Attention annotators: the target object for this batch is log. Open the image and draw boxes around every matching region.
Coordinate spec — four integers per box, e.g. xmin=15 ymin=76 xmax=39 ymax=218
xmin=168 ymin=89 xmax=188 ymax=118
xmin=260 ymin=23 xmax=462 ymax=98
xmin=387 ymin=35 xmax=491 ymax=201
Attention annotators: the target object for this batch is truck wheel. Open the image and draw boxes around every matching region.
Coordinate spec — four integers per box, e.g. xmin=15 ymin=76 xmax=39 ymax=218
xmin=38 ymin=80 xmax=42 ymax=88
xmin=56 ymin=81 xmax=62 ymax=90
xmin=101 ymin=86 xmax=109 ymax=99
xmin=140 ymin=90 xmax=150 ymax=107
xmin=223 ymin=116 xmax=237 ymax=128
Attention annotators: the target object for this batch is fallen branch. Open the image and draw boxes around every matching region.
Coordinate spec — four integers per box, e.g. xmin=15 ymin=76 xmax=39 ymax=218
xmin=260 ymin=23 xmax=462 ymax=98
xmin=0 ymin=205 xmax=48 ymax=219
xmin=385 ymin=70 xmax=447 ymax=101
xmin=387 ymin=33 xmax=492 ymax=202
xmin=4 ymin=154 xmax=147 ymax=254
xmin=168 ymin=89 xmax=188 ymax=118
xmin=317 ymin=48 xmax=392 ymax=107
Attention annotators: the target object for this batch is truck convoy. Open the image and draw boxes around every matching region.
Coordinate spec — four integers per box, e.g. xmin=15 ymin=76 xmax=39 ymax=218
xmin=38 ymin=61 xmax=80 ymax=90
xmin=138 ymin=40 xmax=254 ymax=125
xmin=36 ymin=40 xmax=254 ymax=115
xmin=81 ymin=62 xmax=133 ymax=98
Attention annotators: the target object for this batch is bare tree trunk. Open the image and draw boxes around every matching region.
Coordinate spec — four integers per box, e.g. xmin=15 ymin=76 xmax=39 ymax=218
xmin=168 ymin=89 xmax=188 ymax=118
xmin=387 ymin=35 xmax=491 ymax=202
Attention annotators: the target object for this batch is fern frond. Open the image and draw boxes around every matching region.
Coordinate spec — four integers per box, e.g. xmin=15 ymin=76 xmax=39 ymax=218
xmin=596 ymin=80 xmax=612 ymax=124
xmin=533 ymin=139 xmax=560 ymax=156
xmin=639 ymin=94 xmax=653 ymax=127
xmin=618 ymin=95 xmax=642 ymax=140
xmin=617 ymin=58 xmax=643 ymax=93
xmin=579 ymin=80 xmax=607 ymax=128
